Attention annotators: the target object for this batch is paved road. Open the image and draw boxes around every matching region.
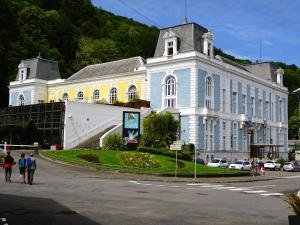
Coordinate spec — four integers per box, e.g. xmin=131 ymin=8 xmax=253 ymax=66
xmin=0 ymin=154 xmax=299 ymax=225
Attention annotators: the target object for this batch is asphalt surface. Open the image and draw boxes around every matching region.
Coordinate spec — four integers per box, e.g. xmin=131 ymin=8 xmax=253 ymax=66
xmin=0 ymin=153 xmax=299 ymax=225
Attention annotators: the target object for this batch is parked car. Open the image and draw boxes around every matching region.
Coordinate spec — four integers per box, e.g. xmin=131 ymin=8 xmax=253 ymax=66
xmin=229 ymin=160 xmax=252 ymax=170
xmin=208 ymin=159 xmax=228 ymax=168
xmin=283 ymin=162 xmax=300 ymax=172
xmin=192 ymin=158 xmax=205 ymax=165
xmin=264 ymin=160 xmax=281 ymax=170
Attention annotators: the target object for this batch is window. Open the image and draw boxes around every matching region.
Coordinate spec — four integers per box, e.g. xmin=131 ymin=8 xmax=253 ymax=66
xmin=165 ymin=76 xmax=176 ymax=108
xmin=242 ymin=95 xmax=246 ymax=114
xmin=222 ymin=89 xmax=226 ymax=112
xmin=232 ymin=92 xmax=237 ymax=114
xmin=62 ymin=93 xmax=69 ymax=102
xmin=18 ymin=94 xmax=25 ymax=106
xmin=250 ymin=97 xmax=254 ymax=116
xmin=205 ymin=76 xmax=213 ymax=109
xmin=109 ymin=88 xmax=118 ymax=104
xmin=93 ymin=89 xmax=100 ymax=101
xmin=77 ymin=91 xmax=84 ymax=102
xmin=258 ymin=99 xmax=262 ymax=118
xmin=205 ymin=119 xmax=214 ymax=151
xmin=167 ymin=41 xmax=174 ymax=55
xmin=128 ymin=85 xmax=137 ymax=101
xmin=233 ymin=123 xmax=238 ymax=150
xmin=265 ymin=101 xmax=269 ymax=119
xmin=223 ymin=122 xmax=226 ymax=150
xmin=279 ymin=100 xmax=282 ymax=122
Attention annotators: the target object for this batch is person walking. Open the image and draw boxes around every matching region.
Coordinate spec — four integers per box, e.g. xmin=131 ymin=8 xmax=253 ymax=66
xmin=2 ymin=151 xmax=14 ymax=183
xmin=27 ymin=153 xmax=36 ymax=185
xmin=18 ymin=153 xmax=26 ymax=184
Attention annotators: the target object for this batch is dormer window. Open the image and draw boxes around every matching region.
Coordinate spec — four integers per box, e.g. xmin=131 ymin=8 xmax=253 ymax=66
xmin=167 ymin=41 xmax=174 ymax=55
xmin=163 ymin=28 xmax=179 ymax=56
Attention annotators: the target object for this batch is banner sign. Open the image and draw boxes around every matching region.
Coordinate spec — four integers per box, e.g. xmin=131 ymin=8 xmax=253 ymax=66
xmin=123 ymin=111 xmax=140 ymax=146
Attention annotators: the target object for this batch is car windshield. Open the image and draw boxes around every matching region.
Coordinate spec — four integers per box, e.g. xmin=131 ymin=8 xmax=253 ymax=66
xmin=235 ymin=161 xmax=243 ymax=164
xmin=284 ymin=162 xmax=292 ymax=165
xmin=265 ymin=161 xmax=273 ymax=163
xmin=211 ymin=159 xmax=220 ymax=163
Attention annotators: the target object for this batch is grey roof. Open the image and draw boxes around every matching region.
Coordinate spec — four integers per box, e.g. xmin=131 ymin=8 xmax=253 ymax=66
xmin=154 ymin=23 xmax=208 ymax=57
xmin=244 ymin=62 xmax=278 ymax=82
xmin=16 ymin=57 xmax=60 ymax=81
xmin=67 ymin=57 xmax=145 ymax=81
xmin=216 ymin=55 xmax=249 ymax=72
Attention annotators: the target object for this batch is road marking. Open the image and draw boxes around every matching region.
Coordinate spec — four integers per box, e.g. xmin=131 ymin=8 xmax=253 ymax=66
xmin=186 ymin=183 xmax=210 ymax=186
xmin=212 ymin=186 xmax=236 ymax=190
xmin=280 ymin=175 xmax=300 ymax=179
xmin=170 ymin=185 xmax=180 ymax=188
xmin=198 ymin=185 xmax=224 ymax=188
xmin=187 ymin=187 xmax=197 ymax=190
xmin=243 ymin=190 xmax=267 ymax=194
xmin=245 ymin=185 xmax=275 ymax=188
xmin=1 ymin=218 xmax=6 ymax=222
xmin=260 ymin=193 xmax=284 ymax=196
xmin=143 ymin=183 xmax=152 ymax=186
xmin=156 ymin=185 xmax=165 ymax=187
xmin=129 ymin=180 xmax=141 ymax=184
xmin=229 ymin=188 xmax=251 ymax=191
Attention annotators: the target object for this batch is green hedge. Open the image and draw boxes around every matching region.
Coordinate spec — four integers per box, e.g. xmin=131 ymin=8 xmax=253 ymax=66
xmin=137 ymin=146 xmax=192 ymax=161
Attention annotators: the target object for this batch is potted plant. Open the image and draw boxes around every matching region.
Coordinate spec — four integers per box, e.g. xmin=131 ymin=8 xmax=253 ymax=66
xmin=285 ymin=191 xmax=300 ymax=225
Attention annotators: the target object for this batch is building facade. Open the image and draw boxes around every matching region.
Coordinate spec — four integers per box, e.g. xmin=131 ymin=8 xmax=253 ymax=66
xmin=8 ymin=22 xmax=288 ymax=159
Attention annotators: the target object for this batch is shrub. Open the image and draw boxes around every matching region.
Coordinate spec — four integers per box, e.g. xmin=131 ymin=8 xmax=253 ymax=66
xmin=285 ymin=192 xmax=300 ymax=216
xmin=277 ymin=158 xmax=287 ymax=167
xmin=103 ymin=133 xmax=123 ymax=150
xmin=121 ymin=152 xmax=160 ymax=168
xmin=141 ymin=112 xmax=179 ymax=148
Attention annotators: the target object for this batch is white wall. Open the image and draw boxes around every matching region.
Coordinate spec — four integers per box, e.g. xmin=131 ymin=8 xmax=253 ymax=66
xmin=64 ymin=101 xmax=141 ymax=149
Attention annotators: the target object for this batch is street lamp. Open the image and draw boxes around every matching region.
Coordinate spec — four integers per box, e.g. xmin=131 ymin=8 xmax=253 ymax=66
xmin=292 ymin=88 xmax=300 ymax=140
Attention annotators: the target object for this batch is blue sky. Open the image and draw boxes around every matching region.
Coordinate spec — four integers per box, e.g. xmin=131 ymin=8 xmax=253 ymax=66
xmin=92 ymin=0 xmax=300 ymax=66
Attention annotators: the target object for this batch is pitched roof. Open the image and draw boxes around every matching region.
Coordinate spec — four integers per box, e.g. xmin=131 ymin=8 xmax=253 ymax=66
xmin=16 ymin=57 xmax=60 ymax=81
xmin=67 ymin=57 xmax=145 ymax=81
xmin=154 ymin=23 xmax=208 ymax=57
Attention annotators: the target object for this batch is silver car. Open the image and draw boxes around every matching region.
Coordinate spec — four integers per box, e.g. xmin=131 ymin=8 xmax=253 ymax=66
xmin=283 ymin=162 xmax=300 ymax=172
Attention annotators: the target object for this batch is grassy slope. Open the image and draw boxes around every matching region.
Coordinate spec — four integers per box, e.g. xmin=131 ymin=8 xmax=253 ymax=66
xmin=41 ymin=150 xmax=249 ymax=177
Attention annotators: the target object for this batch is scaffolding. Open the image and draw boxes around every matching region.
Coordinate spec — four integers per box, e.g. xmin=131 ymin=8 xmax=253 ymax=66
xmin=0 ymin=102 xmax=65 ymax=145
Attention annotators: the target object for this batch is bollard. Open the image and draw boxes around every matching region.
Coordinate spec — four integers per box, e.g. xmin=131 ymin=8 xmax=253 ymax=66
xmin=4 ymin=141 xmax=7 ymax=153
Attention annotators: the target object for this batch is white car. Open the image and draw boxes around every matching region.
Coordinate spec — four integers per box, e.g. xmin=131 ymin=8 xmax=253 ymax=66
xmin=264 ymin=160 xmax=281 ymax=170
xmin=208 ymin=159 xmax=228 ymax=168
xmin=229 ymin=160 xmax=252 ymax=170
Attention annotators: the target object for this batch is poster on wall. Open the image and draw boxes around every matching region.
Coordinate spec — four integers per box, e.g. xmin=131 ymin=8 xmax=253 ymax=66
xmin=123 ymin=111 xmax=140 ymax=146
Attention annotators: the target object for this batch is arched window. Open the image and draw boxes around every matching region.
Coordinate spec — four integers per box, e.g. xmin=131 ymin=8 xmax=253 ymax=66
xmin=18 ymin=94 xmax=25 ymax=106
xmin=205 ymin=76 xmax=213 ymax=109
xmin=77 ymin=91 xmax=84 ymax=102
xmin=109 ymin=88 xmax=118 ymax=104
xmin=166 ymin=76 xmax=176 ymax=96
xmin=62 ymin=93 xmax=69 ymax=102
xmin=128 ymin=85 xmax=137 ymax=101
xmin=93 ymin=89 xmax=100 ymax=101
xmin=164 ymin=76 xmax=176 ymax=107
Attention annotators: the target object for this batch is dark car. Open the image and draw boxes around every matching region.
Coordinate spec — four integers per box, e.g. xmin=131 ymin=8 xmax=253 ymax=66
xmin=192 ymin=158 xmax=205 ymax=165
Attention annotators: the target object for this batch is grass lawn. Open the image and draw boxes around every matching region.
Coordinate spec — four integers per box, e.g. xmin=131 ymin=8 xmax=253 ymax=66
xmin=41 ymin=150 xmax=250 ymax=177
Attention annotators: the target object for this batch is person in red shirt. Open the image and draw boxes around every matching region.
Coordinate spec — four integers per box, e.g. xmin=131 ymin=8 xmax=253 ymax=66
xmin=3 ymin=151 xmax=14 ymax=183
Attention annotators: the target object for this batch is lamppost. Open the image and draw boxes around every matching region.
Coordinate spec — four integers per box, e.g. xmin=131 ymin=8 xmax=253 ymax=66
xmin=292 ymin=88 xmax=300 ymax=140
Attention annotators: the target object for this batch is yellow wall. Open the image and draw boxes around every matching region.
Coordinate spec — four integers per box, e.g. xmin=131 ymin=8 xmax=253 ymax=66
xmin=47 ymin=75 xmax=145 ymax=103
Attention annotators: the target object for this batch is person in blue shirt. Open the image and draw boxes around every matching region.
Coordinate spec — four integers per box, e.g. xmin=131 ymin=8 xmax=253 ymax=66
xmin=27 ymin=153 xmax=37 ymax=185
xmin=18 ymin=153 xmax=26 ymax=184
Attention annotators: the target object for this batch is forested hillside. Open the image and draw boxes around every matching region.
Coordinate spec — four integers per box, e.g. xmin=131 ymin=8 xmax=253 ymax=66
xmin=0 ymin=0 xmax=299 ymax=138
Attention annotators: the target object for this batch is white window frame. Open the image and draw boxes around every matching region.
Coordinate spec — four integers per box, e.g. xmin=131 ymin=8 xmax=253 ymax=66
xmin=242 ymin=94 xmax=246 ymax=114
xmin=205 ymin=76 xmax=214 ymax=109
xmin=222 ymin=89 xmax=226 ymax=112
xmin=93 ymin=89 xmax=100 ymax=101
xmin=128 ymin=85 xmax=137 ymax=101
xmin=232 ymin=92 xmax=237 ymax=114
xmin=77 ymin=91 xmax=84 ymax=102
xmin=18 ymin=94 xmax=25 ymax=106
xmin=164 ymin=75 xmax=177 ymax=108
xmin=109 ymin=87 xmax=118 ymax=104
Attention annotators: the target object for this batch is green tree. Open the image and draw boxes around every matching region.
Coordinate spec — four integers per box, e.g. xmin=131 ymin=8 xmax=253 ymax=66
xmin=141 ymin=112 xmax=179 ymax=148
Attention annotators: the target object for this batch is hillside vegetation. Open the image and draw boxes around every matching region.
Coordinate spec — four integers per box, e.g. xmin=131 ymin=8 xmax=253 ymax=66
xmin=0 ymin=0 xmax=299 ymax=138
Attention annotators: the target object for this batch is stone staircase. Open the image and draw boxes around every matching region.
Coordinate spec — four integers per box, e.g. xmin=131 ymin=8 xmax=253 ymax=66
xmin=170 ymin=140 xmax=185 ymax=151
